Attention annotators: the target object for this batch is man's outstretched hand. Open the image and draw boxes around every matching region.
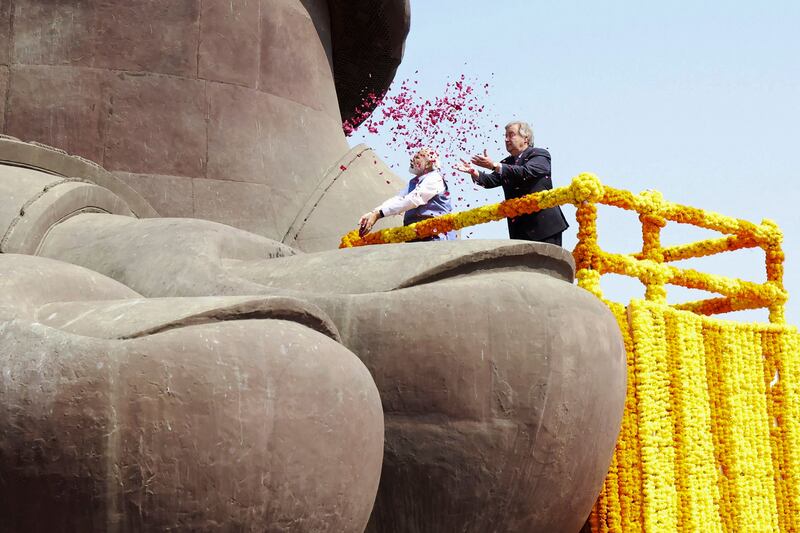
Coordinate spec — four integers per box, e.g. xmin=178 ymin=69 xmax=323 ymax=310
xmin=455 ymin=159 xmax=480 ymax=181
xmin=358 ymin=210 xmax=380 ymax=237
xmin=471 ymin=149 xmax=497 ymax=171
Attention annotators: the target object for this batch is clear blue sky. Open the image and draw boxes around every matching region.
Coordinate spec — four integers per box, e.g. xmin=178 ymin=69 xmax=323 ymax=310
xmin=349 ymin=0 xmax=800 ymax=325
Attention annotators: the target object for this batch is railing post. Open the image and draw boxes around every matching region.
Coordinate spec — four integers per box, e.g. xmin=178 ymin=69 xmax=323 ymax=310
xmin=572 ymin=174 xmax=605 ymax=300
xmin=760 ymin=220 xmax=786 ymax=323
xmin=639 ymin=191 xmax=667 ymax=303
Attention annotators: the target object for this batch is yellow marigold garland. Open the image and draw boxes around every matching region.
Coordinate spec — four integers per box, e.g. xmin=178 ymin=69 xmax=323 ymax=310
xmin=672 ymin=296 xmax=766 ymax=316
xmin=703 ymin=323 xmax=736 ymax=531
xmin=664 ymin=310 xmax=722 ymax=532
xmin=592 ymin=304 xmax=799 ymax=532
xmin=617 ymin=303 xmax=644 ymax=533
xmin=340 ymin=174 xmax=587 ymax=248
xmin=761 ymin=331 xmax=788 ymax=531
xmin=629 ymin=303 xmax=679 ymax=531
xmin=765 ymin=329 xmax=800 ymax=528
xmin=574 ymin=200 xmax=601 ymax=272
xmin=657 ymin=234 xmax=758 ymax=263
xmin=729 ymin=326 xmax=779 ymax=529
xmin=700 ymin=319 xmax=783 ymax=530
xmin=590 ymin=301 xmax=644 ymax=532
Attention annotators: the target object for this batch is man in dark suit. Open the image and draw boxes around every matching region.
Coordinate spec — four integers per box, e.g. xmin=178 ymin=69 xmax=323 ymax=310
xmin=456 ymin=121 xmax=569 ymax=245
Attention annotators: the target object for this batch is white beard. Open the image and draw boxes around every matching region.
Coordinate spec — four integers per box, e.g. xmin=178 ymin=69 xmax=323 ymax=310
xmin=409 ymin=164 xmax=426 ymax=176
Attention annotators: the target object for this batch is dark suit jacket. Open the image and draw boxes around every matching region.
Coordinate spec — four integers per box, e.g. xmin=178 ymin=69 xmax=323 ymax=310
xmin=476 ymin=147 xmax=569 ymax=242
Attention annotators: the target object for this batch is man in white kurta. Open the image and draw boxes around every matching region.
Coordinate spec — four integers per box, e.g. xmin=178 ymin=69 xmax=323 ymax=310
xmin=359 ymin=147 xmax=455 ymax=241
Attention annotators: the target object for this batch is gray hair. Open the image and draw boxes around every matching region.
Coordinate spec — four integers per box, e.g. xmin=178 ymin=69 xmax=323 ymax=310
xmin=417 ymin=146 xmax=441 ymax=170
xmin=505 ymin=121 xmax=534 ymax=146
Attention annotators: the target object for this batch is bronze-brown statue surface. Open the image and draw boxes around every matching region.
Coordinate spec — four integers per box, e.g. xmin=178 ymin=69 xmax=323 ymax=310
xmin=0 ymin=2 xmax=626 ymax=532
xmin=2 ymin=0 xmax=408 ymax=251
xmin=1 ymin=252 xmax=385 ymax=532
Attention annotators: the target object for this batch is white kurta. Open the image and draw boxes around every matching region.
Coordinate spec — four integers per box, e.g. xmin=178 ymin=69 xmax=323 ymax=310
xmin=376 ymin=171 xmax=446 ymax=217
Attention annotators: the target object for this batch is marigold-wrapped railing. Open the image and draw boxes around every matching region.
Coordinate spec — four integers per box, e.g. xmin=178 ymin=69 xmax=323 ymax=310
xmin=341 ymin=173 xmax=787 ymax=324
xmin=341 ymin=173 xmax=800 ymax=532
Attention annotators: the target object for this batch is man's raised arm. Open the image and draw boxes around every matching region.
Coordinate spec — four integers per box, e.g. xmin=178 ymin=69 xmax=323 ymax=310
xmin=495 ymin=151 xmax=550 ymax=187
xmin=455 ymin=157 xmax=502 ymax=189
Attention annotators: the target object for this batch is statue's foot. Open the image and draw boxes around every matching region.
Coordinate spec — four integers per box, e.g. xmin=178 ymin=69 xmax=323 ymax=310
xmin=1 ymin=254 xmax=384 ymax=532
xmin=228 ymin=241 xmax=627 ymax=532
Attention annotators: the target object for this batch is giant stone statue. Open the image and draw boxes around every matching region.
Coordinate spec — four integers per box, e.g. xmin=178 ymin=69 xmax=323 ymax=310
xmin=0 ymin=1 xmax=627 ymax=532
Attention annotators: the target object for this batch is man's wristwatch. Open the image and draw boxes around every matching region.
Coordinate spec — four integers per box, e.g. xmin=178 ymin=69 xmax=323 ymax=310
xmin=378 ymin=209 xmax=384 ymax=219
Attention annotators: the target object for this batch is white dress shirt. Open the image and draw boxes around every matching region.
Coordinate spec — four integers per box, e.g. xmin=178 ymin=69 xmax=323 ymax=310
xmin=376 ymin=171 xmax=446 ymax=217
